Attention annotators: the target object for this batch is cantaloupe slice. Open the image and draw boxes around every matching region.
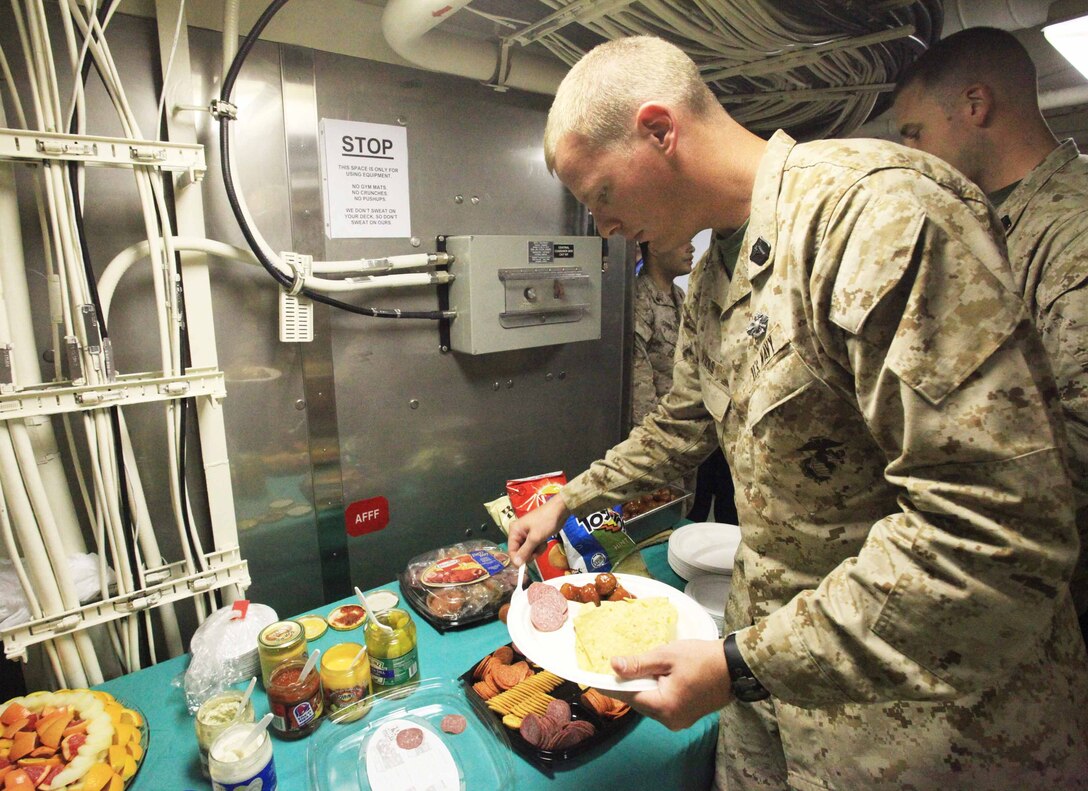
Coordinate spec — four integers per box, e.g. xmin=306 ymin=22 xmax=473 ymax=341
xmin=36 ymin=711 xmax=71 ymax=750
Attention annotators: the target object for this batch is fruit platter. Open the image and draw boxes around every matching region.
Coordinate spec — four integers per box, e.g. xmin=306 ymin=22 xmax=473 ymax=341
xmin=0 ymin=690 xmax=146 ymax=790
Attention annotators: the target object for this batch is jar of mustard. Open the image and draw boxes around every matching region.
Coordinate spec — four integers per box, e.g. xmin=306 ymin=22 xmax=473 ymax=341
xmin=257 ymin=620 xmax=306 ymax=688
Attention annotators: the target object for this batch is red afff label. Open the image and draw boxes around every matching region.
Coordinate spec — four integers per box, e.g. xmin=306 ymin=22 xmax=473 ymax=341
xmin=346 ymin=496 xmax=390 ymax=536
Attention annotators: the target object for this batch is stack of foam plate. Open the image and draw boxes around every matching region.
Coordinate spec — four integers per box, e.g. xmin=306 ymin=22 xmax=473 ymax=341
xmin=684 ymin=574 xmax=731 ymax=637
xmin=668 ymin=522 xmax=741 ymax=581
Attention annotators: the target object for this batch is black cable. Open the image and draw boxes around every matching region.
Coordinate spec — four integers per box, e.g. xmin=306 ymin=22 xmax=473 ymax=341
xmin=217 ymin=0 xmax=449 ymax=320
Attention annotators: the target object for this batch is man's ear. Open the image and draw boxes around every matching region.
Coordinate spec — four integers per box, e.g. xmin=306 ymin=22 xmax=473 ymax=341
xmin=635 ymin=102 xmax=677 ymax=153
xmin=962 ymin=83 xmax=994 ymax=127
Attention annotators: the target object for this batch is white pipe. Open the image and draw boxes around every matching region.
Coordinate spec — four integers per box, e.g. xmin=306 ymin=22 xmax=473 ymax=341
xmin=222 ymin=0 xmax=240 ymax=81
xmin=0 ymin=101 xmax=85 ymax=555
xmin=1040 ymin=83 xmax=1088 ymax=110
xmin=942 ymin=0 xmax=1054 ymax=35
xmin=381 ymin=0 xmax=568 ymax=94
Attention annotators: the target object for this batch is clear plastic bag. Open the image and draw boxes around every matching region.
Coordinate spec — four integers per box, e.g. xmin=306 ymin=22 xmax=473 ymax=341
xmin=181 ymin=602 xmax=277 ymax=712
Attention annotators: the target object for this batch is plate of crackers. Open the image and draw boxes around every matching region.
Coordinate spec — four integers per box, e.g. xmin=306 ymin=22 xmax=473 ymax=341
xmin=460 ymin=643 xmax=638 ymax=768
xmin=506 ymin=572 xmax=719 ymax=692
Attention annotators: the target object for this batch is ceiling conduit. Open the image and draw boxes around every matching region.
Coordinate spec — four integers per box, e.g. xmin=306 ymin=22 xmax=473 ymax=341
xmin=381 ymin=0 xmax=568 ymax=94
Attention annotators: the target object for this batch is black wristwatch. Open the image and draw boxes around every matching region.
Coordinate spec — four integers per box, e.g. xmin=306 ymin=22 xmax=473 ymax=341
xmin=724 ymin=632 xmax=770 ymax=702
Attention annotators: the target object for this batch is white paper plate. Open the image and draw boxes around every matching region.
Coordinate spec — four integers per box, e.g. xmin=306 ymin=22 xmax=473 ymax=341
xmin=668 ymin=522 xmax=741 ymax=576
xmin=684 ymin=574 xmax=731 ymax=618
xmin=506 ymin=572 xmax=718 ymax=692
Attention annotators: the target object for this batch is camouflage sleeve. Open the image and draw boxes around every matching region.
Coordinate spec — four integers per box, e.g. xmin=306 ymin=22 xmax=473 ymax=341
xmin=563 ymin=265 xmax=719 ymax=514
xmin=1033 ymin=226 xmax=1088 ymax=613
xmin=631 ymin=292 xmax=659 ymax=428
xmin=741 ymin=175 xmax=1079 ymax=706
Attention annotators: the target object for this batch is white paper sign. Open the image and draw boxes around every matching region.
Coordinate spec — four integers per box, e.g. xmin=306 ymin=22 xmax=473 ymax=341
xmin=320 ymin=118 xmax=411 ymax=239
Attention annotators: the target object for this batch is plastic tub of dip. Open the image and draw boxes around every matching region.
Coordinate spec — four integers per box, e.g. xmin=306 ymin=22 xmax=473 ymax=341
xmin=196 ymin=690 xmax=256 ymax=777
xmin=209 ymin=721 xmax=277 ymax=790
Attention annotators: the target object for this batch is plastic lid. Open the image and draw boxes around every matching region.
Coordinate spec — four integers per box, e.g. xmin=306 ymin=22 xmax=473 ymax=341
xmin=307 ymin=678 xmax=514 ymax=791
xmin=258 ymin=620 xmax=303 ymax=648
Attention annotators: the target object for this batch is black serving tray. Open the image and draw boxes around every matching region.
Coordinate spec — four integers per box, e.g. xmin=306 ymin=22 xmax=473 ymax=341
xmin=458 ymin=643 xmax=640 ymax=770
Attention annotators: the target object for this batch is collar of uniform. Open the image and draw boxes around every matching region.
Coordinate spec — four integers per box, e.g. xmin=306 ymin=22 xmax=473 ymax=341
xmin=999 ymin=138 xmax=1081 ymax=232
xmin=744 ymin=130 xmax=795 ymax=284
xmin=637 ymin=273 xmax=682 ymax=308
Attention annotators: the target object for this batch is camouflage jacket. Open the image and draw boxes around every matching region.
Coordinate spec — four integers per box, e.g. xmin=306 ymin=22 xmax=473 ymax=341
xmin=631 ymin=274 xmax=684 ymax=428
xmin=563 ymin=132 xmax=1088 ymax=786
xmin=997 ymin=139 xmax=1088 ymax=615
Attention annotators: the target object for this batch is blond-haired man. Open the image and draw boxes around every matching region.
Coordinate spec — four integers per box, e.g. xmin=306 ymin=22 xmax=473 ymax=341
xmin=894 ymin=26 xmax=1088 ymax=643
xmin=511 ymin=35 xmax=1088 ymax=789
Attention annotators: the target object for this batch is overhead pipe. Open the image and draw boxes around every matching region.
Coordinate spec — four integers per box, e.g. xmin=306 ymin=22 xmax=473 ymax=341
xmin=381 ymin=0 xmax=568 ymax=94
xmin=942 ymin=0 xmax=1055 ymax=33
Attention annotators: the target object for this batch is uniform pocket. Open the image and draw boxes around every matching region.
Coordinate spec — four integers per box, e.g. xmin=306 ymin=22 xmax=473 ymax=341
xmin=746 ymin=346 xmax=817 ymax=430
xmin=700 ymin=372 xmax=732 ymax=423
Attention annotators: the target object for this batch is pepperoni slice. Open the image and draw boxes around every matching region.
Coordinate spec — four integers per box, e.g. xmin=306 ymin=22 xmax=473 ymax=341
xmin=440 ymin=714 xmax=467 ymax=735
xmin=396 ymin=726 xmax=425 ymax=750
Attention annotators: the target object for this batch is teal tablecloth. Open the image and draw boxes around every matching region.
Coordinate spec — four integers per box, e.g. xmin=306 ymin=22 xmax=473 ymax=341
xmin=98 ymin=541 xmax=717 ymax=789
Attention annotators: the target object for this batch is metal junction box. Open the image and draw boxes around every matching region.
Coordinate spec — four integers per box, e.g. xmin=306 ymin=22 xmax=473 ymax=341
xmin=445 ymin=235 xmax=603 ymax=354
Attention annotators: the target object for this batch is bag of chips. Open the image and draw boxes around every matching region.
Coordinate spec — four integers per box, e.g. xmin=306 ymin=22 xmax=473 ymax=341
xmin=503 ymin=472 xmax=571 ymax=580
xmin=560 ymin=506 xmax=650 ymax=577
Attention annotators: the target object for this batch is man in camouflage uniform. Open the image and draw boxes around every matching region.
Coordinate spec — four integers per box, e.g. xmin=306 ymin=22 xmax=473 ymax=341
xmin=631 ymin=240 xmax=694 ymax=427
xmin=509 ymin=36 xmax=1088 ymax=789
xmin=894 ymin=26 xmax=1088 ymax=640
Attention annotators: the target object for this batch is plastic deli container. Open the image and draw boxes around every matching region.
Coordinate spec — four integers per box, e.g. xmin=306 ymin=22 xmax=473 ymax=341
xmin=307 ymin=678 xmax=514 ymax=791
xmin=398 ymin=541 xmax=519 ymax=631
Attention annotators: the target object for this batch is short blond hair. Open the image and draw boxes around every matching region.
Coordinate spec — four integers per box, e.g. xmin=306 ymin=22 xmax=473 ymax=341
xmin=543 ymin=36 xmax=716 ymax=173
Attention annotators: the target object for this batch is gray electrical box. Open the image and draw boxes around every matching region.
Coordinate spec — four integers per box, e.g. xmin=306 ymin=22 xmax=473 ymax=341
xmin=445 ymin=235 xmax=603 ymax=354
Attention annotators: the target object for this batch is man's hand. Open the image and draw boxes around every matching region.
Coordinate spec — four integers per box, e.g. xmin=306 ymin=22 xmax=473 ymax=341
xmin=508 ymin=493 xmax=570 ymax=567
xmin=608 ymin=639 xmax=733 ymax=730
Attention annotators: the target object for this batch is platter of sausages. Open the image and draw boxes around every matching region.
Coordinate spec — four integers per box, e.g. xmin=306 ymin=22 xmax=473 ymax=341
xmin=506 ymin=572 xmax=718 ymax=692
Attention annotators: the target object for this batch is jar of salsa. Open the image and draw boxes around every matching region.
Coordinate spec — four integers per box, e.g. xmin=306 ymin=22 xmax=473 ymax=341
xmin=266 ymin=658 xmax=323 ymax=739
xmin=365 ymin=608 xmax=420 ymax=694
xmin=258 ymin=620 xmax=307 ymax=689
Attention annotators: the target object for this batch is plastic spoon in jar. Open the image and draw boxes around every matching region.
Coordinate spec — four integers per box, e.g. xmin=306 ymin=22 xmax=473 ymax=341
xmin=355 ymin=586 xmax=392 ymax=632
xmin=349 ymin=644 xmax=367 ymax=669
xmin=297 ymin=648 xmax=321 ymax=685
xmin=237 ymin=712 xmax=273 ymax=754
xmin=231 ymin=677 xmax=257 ymax=724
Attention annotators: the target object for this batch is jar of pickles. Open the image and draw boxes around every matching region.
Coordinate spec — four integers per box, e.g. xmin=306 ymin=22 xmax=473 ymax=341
xmin=365 ymin=608 xmax=420 ymax=694
xmin=258 ymin=620 xmax=306 ymax=688
xmin=320 ymin=642 xmax=372 ymax=722
xmin=267 ymin=658 xmax=323 ymax=739
xmin=195 ymin=691 xmax=256 ymax=777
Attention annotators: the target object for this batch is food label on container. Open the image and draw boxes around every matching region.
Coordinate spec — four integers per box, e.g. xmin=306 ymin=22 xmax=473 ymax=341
xmin=420 ymin=550 xmax=508 ymax=588
xmin=366 ymin=719 xmax=458 ymax=791
xmin=211 ymin=754 xmax=277 ymax=791
xmin=370 ymin=648 xmax=419 ymax=687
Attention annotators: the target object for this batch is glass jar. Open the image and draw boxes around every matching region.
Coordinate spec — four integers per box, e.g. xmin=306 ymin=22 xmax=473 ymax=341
xmin=208 ymin=722 xmax=277 ymax=791
xmin=320 ymin=642 xmax=372 ymax=723
xmin=267 ymin=658 xmax=323 ymax=739
xmin=196 ymin=691 xmax=256 ymax=778
xmin=258 ymin=620 xmax=306 ymax=689
xmin=366 ymin=608 xmax=420 ymax=694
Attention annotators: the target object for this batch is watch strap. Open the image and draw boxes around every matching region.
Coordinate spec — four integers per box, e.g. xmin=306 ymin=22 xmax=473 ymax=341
xmin=724 ymin=632 xmax=770 ymax=702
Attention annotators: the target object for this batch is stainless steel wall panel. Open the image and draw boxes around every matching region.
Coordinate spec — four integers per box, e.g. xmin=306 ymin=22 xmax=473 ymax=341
xmin=309 ymin=53 xmax=627 ymax=590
